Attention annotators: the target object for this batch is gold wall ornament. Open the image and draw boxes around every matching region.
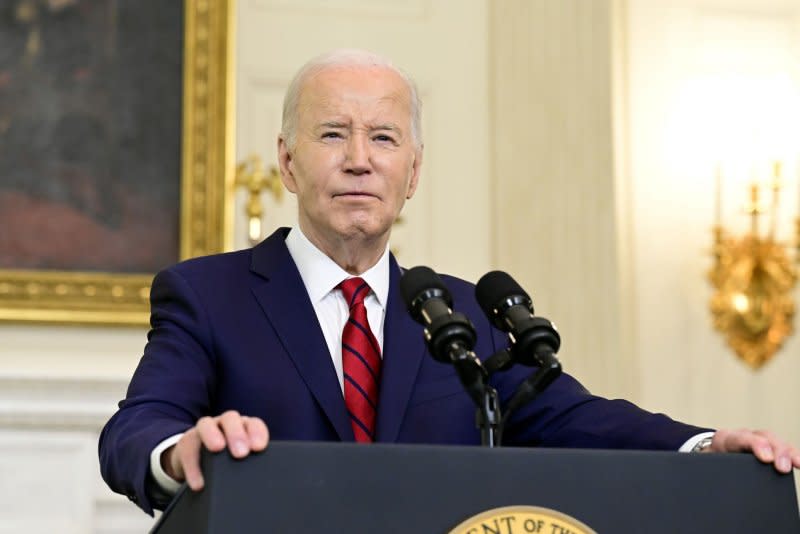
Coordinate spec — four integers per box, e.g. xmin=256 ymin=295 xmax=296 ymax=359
xmin=708 ymin=163 xmax=799 ymax=369
xmin=0 ymin=0 xmax=235 ymax=326
xmin=235 ymin=155 xmax=284 ymax=245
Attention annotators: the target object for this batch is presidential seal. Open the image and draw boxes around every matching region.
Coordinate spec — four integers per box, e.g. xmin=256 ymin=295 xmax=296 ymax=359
xmin=449 ymin=505 xmax=597 ymax=534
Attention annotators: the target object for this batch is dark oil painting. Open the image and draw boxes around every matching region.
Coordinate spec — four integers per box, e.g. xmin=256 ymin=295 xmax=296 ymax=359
xmin=0 ymin=0 xmax=183 ymax=273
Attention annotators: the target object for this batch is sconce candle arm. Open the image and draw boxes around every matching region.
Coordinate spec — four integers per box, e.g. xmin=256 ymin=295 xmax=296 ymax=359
xmin=747 ymin=183 xmax=761 ymax=238
xmin=714 ymin=164 xmax=722 ymax=227
xmin=769 ymin=162 xmax=782 ymax=241
xmin=796 ymin=217 xmax=800 ymax=264
xmin=235 ymin=154 xmax=284 ymax=246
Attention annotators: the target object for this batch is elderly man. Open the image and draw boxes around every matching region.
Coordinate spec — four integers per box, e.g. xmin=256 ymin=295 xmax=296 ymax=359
xmin=99 ymin=49 xmax=800 ymax=515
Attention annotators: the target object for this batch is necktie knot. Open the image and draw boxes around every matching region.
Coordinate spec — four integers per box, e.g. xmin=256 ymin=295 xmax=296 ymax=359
xmin=339 ymin=277 xmax=370 ymax=309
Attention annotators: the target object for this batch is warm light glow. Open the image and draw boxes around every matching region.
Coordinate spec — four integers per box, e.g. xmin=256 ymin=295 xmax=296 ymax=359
xmin=671 ymin=74 xmax=800 ymax=163
xmin=249 ymin=217 xmax=262 ymax=243
xmin=732 ymin=293 xmax=750 ymax=313
xmin=662 ymin=14 xmax=800 ymax=235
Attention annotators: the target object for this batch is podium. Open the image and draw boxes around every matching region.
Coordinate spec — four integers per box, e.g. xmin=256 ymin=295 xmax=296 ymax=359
xmin=151 ymin=441 xmax=799 ymax=533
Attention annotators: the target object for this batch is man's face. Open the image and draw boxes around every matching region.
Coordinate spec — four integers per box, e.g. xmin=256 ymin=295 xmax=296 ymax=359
xmin=278 ymin=65 xmax=422 ymax=247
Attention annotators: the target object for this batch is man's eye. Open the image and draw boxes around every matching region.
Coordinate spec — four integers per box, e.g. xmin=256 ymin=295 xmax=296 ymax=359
xmin=322 ymin=132 xmax=342 ymax=139
xmin=373 ymin=134 xmax=396 ymax=143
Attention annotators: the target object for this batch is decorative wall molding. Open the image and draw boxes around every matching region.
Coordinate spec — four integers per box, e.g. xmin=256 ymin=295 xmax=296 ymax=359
xmin=489 ymin=0 xmax=636 ymax=398
xmin=252 ymin=0 xmax=429 ymax=19
xmin=93 ymin=498 xmax=156 ymax=534
xmin=0 ymin=432 xmax=96 ymax=533
xmin=0 ymin=376 xmax=127 ymax=431
xmin=0 ymin=377 xmax=155 ymax=532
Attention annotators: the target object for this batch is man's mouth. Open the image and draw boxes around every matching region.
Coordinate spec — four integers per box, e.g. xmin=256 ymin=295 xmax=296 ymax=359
xmin=335 ymin=192 xmax=377 ymax=199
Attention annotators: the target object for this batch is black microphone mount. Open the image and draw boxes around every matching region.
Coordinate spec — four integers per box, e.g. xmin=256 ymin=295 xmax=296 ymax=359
xmin=401 ymin=267 xmax=564 ymax=448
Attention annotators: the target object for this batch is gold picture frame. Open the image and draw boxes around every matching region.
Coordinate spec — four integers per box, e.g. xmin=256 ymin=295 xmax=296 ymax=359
xmin=0 ymin=0 xmax=235 ymax=326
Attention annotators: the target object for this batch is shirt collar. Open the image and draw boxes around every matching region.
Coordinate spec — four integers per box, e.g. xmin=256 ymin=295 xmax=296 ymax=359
xmin=284 ymin=226 xmax=390 ymax=309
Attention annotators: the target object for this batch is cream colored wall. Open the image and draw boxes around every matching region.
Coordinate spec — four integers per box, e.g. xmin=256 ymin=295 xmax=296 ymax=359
xmin=491 ymin=0 xmax=800 ymax=506
xmin=624 ymin=0 xmax=800 ymax=501
xmin=490 ymin=0 xmax=799 ymax=500
xmin=492 ymin=0 xmax=800 ymax=433
xmin=625 ymin=0 xmax=800 ymax=450
xmin=490 ymin=0 xmax=638 ymax=399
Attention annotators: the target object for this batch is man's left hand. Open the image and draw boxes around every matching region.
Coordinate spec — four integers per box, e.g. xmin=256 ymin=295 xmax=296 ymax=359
xmin=711 ymin=429 xmax=800 ymax=473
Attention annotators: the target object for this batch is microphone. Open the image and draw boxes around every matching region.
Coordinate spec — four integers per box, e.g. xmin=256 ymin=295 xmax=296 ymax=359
xmin=475 ymin=271 xmax=562 ymax=421
xmin=400 ymin=266 xmax=487 ymax=404
xmin=475 ymin=270 xmax=561 ymax=368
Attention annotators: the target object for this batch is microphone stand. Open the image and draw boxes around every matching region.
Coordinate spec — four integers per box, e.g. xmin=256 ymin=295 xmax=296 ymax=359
xmin=498 ymin=353 xmax=561 ymax=439
xmin=448 ymin=344 xmax=501 ymax=448
xmin=482 ymin=330 xmax=562 ymax=446
xmin=476 ymin=386 xmax=501 ymax=447
xmin=453 ymin=343 xmax=560 ymax=448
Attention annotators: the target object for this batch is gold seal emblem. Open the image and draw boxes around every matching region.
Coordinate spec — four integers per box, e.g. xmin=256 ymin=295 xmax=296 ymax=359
xmin=449 ymin=505 xmax=597 ymax=534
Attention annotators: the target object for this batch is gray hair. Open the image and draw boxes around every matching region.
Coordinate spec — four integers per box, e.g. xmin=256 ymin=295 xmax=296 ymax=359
xmin=281 ymin=49 xmax=422 ymax=150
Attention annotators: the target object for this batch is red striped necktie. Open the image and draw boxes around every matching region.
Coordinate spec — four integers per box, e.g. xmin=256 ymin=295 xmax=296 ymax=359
xmin=338 ymin=277 xmax=382 ymax=443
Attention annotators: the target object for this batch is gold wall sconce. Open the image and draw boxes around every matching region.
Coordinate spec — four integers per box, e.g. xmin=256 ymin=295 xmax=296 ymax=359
xmin=708 ymin=162 xmax=799 ymax=369
xmin=235 ymin=154 xmax=284 ymax=245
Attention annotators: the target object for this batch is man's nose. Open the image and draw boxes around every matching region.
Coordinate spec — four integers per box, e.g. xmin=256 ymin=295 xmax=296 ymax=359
xmin=343 ymin=134 xmax=371 ymax=175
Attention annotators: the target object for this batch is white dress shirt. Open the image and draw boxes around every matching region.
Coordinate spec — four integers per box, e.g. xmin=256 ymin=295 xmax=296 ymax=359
xmin=284 ymin=225 xmax=389 ymax=390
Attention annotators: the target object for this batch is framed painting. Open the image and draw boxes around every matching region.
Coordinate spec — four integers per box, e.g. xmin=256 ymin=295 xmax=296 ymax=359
xmin=0 ymin=0 xmax=235 ymax=325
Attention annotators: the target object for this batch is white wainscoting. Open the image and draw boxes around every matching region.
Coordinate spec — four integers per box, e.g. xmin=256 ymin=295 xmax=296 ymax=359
xmin=0 ymin=377 xmax=156 ymax=533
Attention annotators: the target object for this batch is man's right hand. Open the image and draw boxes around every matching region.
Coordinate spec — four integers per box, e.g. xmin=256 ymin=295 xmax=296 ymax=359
xmin=161 ymin=410 xmax=269 ymax=491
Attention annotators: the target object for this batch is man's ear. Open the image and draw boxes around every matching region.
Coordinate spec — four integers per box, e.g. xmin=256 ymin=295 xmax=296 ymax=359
xmin=406 ymin=145 xmax=423 ymax=199
xmin=277 ymin=135 xmax=298 ymax=193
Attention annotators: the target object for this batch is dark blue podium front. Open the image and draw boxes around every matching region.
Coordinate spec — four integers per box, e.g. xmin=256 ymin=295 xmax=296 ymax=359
xmin=151 ymin=441 xmax=800 ymax=533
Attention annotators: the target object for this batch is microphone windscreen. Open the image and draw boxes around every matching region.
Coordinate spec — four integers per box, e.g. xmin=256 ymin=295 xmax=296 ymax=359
xmin=475 ymin=270 xmax=529 ymax=319
xmin=399 ymin=266 xmax=448 ymax=311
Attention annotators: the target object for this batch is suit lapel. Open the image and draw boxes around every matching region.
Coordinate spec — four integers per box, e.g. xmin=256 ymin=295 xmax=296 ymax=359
xmin=249 ymin=229 xmax=353 ymax=442
xmin=375 ymin=257 xmax=427 ymax=442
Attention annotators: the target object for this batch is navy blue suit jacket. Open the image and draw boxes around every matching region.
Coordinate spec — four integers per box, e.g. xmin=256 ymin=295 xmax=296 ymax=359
xmin=99 ymin=228 xmax=709 ymax=514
